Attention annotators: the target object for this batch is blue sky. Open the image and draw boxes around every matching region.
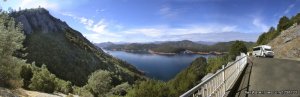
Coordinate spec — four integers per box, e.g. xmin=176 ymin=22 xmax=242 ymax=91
xmin=1 ymin=0 xmax=300 ymax=43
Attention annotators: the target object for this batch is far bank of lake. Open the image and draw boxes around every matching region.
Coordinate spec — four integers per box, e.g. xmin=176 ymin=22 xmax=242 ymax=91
xmin=104 ymin=50 xmax=215 ymax=81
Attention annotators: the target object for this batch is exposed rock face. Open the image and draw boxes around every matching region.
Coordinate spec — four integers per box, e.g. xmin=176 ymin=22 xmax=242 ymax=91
xmin=11 ymin=8 xmax=68 ymax=34
xmin=268 ymin=24 xmax=300 ymax=59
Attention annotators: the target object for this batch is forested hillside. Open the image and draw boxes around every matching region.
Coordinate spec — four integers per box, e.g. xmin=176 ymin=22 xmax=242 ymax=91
xmin=9 ymin=8 xmax=144 ymax=86
xmin=256 ymin=13 xmax=300 ymax=45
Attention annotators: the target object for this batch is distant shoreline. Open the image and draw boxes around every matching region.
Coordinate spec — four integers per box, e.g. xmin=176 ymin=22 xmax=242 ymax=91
xmin=105 ymin=49 xmax=225 ymax=55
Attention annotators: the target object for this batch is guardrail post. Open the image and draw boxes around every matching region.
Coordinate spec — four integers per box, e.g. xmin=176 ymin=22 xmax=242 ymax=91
xmin=238 ymin=57 xmax=240 ymax=73
xmin=222 ymin=65 xmax=225 ymax=95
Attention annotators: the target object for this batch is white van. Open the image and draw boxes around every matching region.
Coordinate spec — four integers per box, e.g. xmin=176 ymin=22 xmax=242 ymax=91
xmin=252 ymin=45 xmax=274 ymax=58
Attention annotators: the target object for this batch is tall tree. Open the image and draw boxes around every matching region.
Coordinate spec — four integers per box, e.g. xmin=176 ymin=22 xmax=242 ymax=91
xmin=291 ymin=13 xmax=300 ymax=25
xmin=277 ymin=16 xmax=291 ymax=32
xmin=0 ymin=12 xmax=25 ymax=88
xmin=229 ymin=40 xmax=247 ymax=60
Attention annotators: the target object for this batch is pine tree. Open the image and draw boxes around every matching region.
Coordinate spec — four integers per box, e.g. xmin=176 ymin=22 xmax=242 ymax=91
xmin=0 ymin=12 xmax=25 ymax=88
xmin=229 ymin=40 xmax=247 ymax=60
xmin=277 ymin=16 xmax=291 ymax=32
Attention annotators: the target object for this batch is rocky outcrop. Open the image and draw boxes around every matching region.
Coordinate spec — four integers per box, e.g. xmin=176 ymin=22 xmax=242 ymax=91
xmin=268 ymin=24 xmax=300 ymax=59
xmin=10 ymin=8 xmax=68 ymax=34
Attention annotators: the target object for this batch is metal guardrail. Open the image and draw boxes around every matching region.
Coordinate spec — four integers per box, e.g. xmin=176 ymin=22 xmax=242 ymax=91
xmin=180 ymin=53 xmax=248 ymax=97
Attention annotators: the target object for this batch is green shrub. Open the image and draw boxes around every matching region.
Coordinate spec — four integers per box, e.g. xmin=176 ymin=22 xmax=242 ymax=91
xmin=29 ymin=65 xmax=57 ymax=93
xmin=55 ymin=79 xmax=73 ymax=94
xmin=73 ymin=86 xmax=94 ymax=97
xmin=126 ymin=80 xmax=170 ymax=97
xmin=109 ymin=82 xmax=131 ymax=96
xmin=85 ymin=70 xmax=112 ymax=96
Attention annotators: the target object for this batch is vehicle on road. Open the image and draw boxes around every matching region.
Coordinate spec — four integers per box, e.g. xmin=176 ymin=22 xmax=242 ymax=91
xmin=252 ymin=45 xmax=274 ymax=58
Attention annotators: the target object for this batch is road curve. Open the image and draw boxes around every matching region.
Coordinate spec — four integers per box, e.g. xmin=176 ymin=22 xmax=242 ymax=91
xmin=230 ymin=57 xmax=300 ymax=97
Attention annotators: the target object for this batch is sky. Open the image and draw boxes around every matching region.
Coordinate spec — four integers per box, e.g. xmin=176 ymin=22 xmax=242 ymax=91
xmin=0 ymin=0 xmax=300 ymax=43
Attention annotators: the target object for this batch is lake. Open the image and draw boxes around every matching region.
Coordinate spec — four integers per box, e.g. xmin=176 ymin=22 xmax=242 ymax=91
xmin=104 ymin=50 xmax=215 ymax=81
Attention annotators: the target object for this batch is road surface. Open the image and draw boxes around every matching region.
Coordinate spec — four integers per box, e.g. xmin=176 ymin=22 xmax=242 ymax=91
xmin=230 ymin=57 xmax=300 ymax=97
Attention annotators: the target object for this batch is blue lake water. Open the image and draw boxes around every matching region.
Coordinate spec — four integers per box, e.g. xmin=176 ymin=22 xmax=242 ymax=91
xmin=105 ymin=50 xmax=215 ymax=81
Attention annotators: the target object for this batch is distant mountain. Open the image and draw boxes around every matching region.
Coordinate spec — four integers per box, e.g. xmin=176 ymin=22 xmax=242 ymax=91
xmin=10 ymin=8 xmax=144 ymax=86
xmin=94 ymin=42 xmax=115 ymax=48
xmin=151 ymin=40 xmax=207 ymax=53
xmin=195 ymin=41 xmax=217 ymax=45
xmin=100 ymin=40 xmax=255 ymax=53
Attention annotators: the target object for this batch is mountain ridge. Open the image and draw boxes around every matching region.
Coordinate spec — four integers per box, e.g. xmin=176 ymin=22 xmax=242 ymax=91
xmin=10 ymin=8 xmax=144 ymax=86
xmin=98 ymin=40 xmax=255 ymax=53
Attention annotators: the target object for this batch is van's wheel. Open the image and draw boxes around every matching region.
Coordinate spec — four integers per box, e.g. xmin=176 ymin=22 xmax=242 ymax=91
xmin=263 ymin=54 xmax=266 ymax=57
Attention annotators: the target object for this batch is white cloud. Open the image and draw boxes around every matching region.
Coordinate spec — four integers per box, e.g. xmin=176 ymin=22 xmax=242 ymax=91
xmin=252 ymin=18 xmax=268 ymax=32
xmin=86 ymin=19 xmax=106 ymax=33
xmin=159 ymin=5 xmax=178 ymax=18
xmin=124 ymin=28 xmax=163 ymax=37
xmin=166 ymin=32 xmax=260 ymax=42
xmin=79 ymin=17 xmax=94 ymax=27
xmin=221 ymin=26 xmax=237 ymax=32
xmin=78 ymin=23 xmax=243 ymax=43
xmin=284 ymin=3 xmax=295 ymax=14
xmin=83 ymin=33 xmax=122 ymax=43
xmin=120 ymin=24 xmax=238 ymax=40
xmin=62 ymin=13 xmax=103 ymax=33
xmin=61 ymin=13 xmax=122 ymax=42
xmin=60 ymin=11 xmax=251 ymax=43
xmin=75 ymin=22 xmax=262 ymax=43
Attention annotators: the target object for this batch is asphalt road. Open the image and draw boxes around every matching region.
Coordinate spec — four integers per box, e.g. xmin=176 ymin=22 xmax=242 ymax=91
xmin=230 ymin=57 xmax=300 ymax=97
